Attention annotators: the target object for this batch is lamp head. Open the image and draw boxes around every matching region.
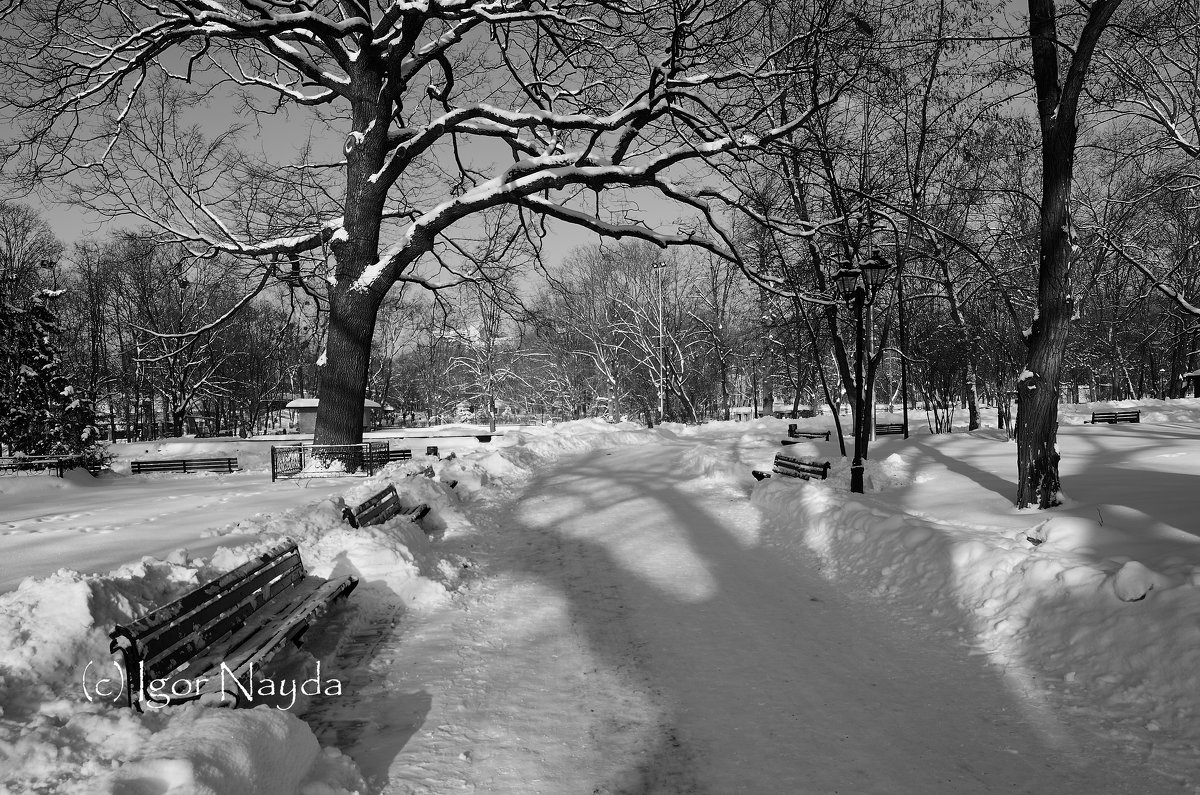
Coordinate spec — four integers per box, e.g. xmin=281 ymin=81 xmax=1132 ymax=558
xmin=835 ymin=266 xmax=862 ymax=299
xmin=860 ymin=251 xmax=891 ymax=289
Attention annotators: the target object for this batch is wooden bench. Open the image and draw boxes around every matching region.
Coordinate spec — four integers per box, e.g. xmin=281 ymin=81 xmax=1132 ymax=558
xmin=785 ymin=425 xmax=830 ymax=442
xmin=875 ymin=423 xmax=906 ymax=436
xmin=130 ymin=457 xmax=239 ymax=474
xmin=0 ymin=455 xmax=103 ymax=476
xmin=426 ymin=445 xmax=439 ymax=458
xmin=342 ymin=484 xmax=431 ymax=528
xmin=752 ymin=453 xmax=831 ymax=481
xmin=1086 ymin=410 xmax=1140 ymax=424
xmin=366 ymin=448 xmax=412 ymax=468
xmin=108 ymin=538 xmax=357 ymax=711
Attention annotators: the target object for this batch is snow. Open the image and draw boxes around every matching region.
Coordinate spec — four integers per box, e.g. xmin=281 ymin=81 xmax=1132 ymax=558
xmin=2 ymin=408 xmax=1200 ymax=791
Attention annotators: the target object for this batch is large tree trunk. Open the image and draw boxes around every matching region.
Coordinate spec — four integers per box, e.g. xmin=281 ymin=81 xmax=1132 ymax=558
xmin=1017 ymin=0 xmax=1121 ymax=508
xmin=312 ymin=76 xmax=393 ymax=449
xmin=1017 ymin=100 xmax=1074 ymax=508
xmin=314 ymin=285 xmax=382 ymax=447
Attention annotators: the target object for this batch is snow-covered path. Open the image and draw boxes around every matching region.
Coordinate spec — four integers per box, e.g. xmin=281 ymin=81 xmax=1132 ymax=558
xmin=337 ymin=442 xmax=1180 ymax=793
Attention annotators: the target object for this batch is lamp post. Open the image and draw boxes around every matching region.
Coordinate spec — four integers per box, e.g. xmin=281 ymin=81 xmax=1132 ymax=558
xmin=835 ymin=251 xmax=891 ymax=494
xmin=39 ymin=259 xmax=58 ymax=290
xmin=653 ymin=261 xmax=668 ymax=423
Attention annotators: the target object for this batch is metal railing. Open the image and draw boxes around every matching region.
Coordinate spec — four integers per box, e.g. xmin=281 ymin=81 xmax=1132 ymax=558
xmin=270 ymin=442 xmax=391 ymax=482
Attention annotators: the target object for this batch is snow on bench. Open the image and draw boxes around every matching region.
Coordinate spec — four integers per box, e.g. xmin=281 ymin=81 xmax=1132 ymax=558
xmin=342 ymin=484 xmax=430 ymax=528
xmin=108 ymin=538 xmax=356 ymax=711
xmin=752 ymin=453 xmax=831 ymax=482
xmin=786 ymin=424 xmax=830 ymax=441
xmin=1086 ymin=410 xmax=1140 ymax=424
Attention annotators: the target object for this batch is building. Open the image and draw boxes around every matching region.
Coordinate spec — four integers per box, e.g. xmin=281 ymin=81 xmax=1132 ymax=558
xmin=730 ymin=402 xmax=819 ymax=421
xmin=284 ymin=398 xmax=382 ymax=433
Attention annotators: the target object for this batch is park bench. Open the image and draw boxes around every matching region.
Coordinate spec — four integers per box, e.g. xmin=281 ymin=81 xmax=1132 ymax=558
xmin=130 ymin=457 xmax=239 ymax=475
xmin=786 ymin=424 xmax=830 ymax=441
xmin=752 ymin=453 xmax=831 ymax=482
xmin=342 ymin=484 xmax=430 ymax=528
xmin=0 ymin=455 xmax=101 ymax=476
xmin=108 ymin=538 xmax=357 ymax=711
xmin=426 ymin=445 xmax=439 ymax=458
xmin=1086 ymin=410 xmax=1140 ymax=424
xmin=365 ymin=448 xmax=412 ymax=468
xmin=875 ymin=423 xmax=906 ymax=436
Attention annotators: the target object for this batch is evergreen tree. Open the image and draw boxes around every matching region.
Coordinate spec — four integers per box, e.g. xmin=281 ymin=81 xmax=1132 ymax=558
xmin=0 ymin=289 xmax=102 ymax=462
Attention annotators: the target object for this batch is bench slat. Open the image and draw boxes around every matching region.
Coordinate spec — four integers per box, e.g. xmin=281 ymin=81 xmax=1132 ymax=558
xmin=1088 ymin=410 xmax=1140 ymax=424
xmin=345 ymin=484 xmax=429 ymax=528
xmin=110 ymin=538 xmax=358 ymax=710
xmin=161 ymin=576 xmax=327 ymax=693
xmin=356 ymin=488 xmax=401 ymax=526
xmin=118 ymin=540 xmax=300 ymax=639
xmin=131 ymin=457 xmax=237 ymax=474
xmin=137 ymin=558 xmax=306 ymax=680
xmin=194 ymin=576 xmax=357 ymax=707
xmin=772 ymin=453 xmax=830 ymax=480
xmin=787 ymin=425 xmax=831 ymax=440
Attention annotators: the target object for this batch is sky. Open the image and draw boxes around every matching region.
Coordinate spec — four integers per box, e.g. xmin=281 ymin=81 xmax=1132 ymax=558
xmin=3 ymin=402 xmax=1200 ymax=792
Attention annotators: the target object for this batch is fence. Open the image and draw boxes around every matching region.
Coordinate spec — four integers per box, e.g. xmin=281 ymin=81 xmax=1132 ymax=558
xmin=270 ymin=442 xmax=392 ymax=482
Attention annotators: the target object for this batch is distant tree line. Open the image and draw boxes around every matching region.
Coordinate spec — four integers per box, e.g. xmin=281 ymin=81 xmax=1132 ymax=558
xmin=6 ymin=191 xmax=1200 ymax=456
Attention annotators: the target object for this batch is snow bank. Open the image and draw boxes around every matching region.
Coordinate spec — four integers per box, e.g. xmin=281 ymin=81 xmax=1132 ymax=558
xmin=1057 ymin=396 xmax=1200 ymax=424
xmin=750 ymin=461 xmax=1200 ymax=746
xmin=0 ymin=419 xmax=653 ymax=793
xmin=0 ymin=462 xmax=477 ymax=792
xmin=111 ymin=707 xmax=363 ymax=794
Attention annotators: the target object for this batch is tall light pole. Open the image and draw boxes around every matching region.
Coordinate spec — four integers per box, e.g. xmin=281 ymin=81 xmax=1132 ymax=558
xmin=835 ymin=251 xmax=891 ymax=494
xmin=654 ymin=261 xmax=667 ymax=423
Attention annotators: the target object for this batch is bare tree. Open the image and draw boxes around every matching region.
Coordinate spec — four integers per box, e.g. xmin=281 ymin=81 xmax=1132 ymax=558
xmin=0 ymin=0 xmax=849 ymax=446
xmin=1017 ymin=0 xmax=1124 ymax=508
xmin=0 ymin=202 xmax=62 ymax=305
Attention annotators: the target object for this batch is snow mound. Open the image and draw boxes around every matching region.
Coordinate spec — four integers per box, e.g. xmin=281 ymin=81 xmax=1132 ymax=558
xmin=672 ymin=443 xmax=747 ymax=480
xmin=0 ymin=418 xmax=663 ymax=792
xmin=111 ymin=706 xmax=363 ymax=794
xmin=0 ymin=473 xmax=463 ymax=791
xmin=751 ymin=473 xmax=1200 ymax=746
xmin=1110 ymin=560 xmax=1172 ymax=602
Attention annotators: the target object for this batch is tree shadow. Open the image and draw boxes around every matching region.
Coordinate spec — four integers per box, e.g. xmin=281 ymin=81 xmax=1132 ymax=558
xmin=300 ymin=554 xmax=435 ymax=793
xmin=893 ymin=424 xmax=1200 ymax=558
xmin=448 ymin=441 xmax=1166 ymax=793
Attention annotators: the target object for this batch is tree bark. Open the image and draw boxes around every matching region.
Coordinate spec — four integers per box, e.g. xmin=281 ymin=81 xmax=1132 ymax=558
xmin=314 ymin=285 xmax=382 ymax=446
xmin=313 ymin=70 xmax=392 ymax=448
xmin=1017 ymin=0 xmax=1122 ymax=508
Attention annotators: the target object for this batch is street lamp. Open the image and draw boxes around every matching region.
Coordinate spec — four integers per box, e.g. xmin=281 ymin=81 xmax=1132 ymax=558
xmin=39 ymin=259 xmax=57 ymax=286
xmin=836 ymin=250 xmax=892 ymax=493
xmin=653 ymin=261 xmax=668 ymax=424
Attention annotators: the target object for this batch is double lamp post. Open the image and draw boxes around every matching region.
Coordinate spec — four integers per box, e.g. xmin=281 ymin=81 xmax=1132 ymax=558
xmin=835 ymin=251 xmax=892 ymax=494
